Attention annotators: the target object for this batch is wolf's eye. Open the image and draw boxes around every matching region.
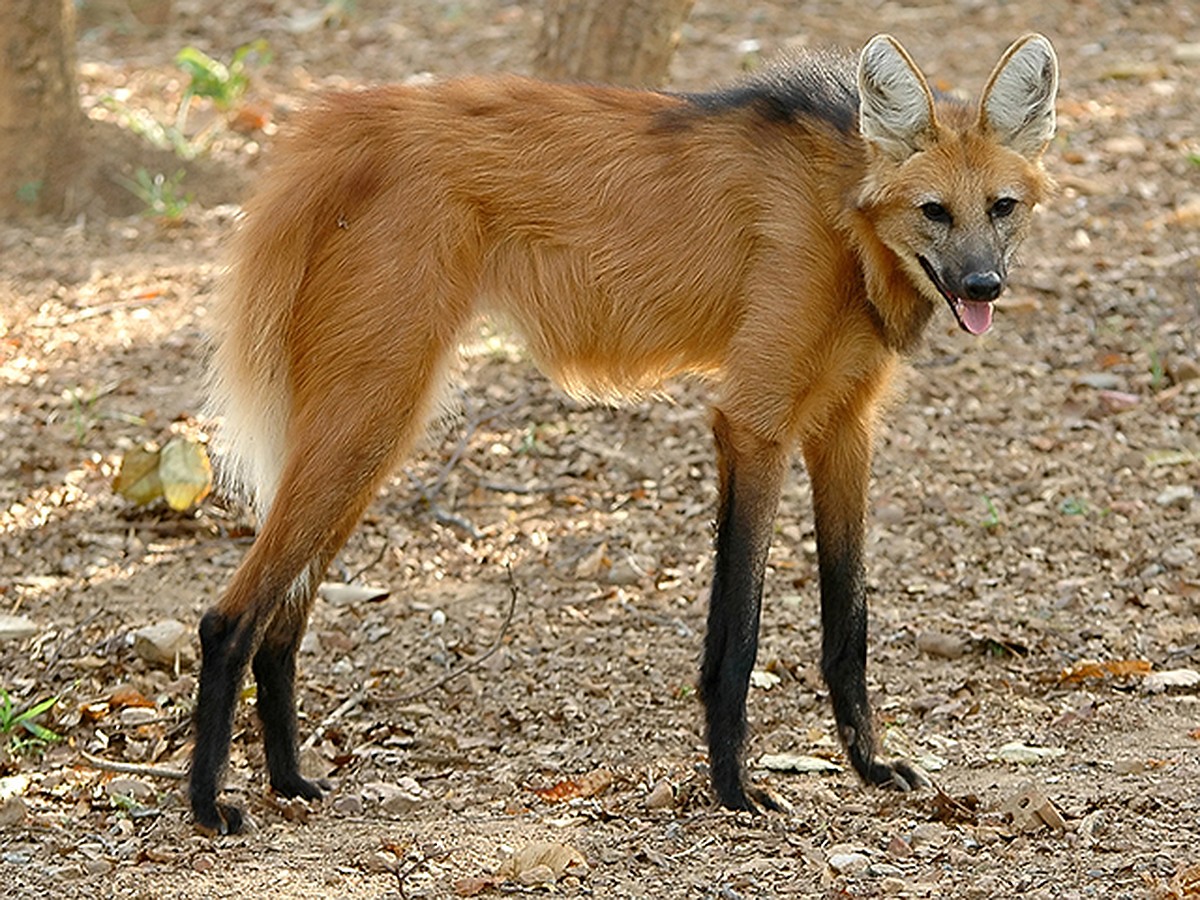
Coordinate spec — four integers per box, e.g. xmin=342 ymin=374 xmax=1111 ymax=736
xmin=991 ymin=197 xmax=1018 ymax=218
xmin=920 ymin=202 xmax=952 ymax=225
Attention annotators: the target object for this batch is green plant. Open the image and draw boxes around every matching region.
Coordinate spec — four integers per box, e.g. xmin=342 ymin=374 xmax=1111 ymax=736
xmin=1060 ymin=496 xmax=1088 ymax=516
xmin=981 ymin=494 xmax=1002 ymax=530
xmin=15 ymin=180 xmax=42 ymax=205
xmin=115 ymin=168 xmax=192 ymax=219
xmin=0 ymin=690 xmax=61 ymax=754
xmin=102 ymin=40 xmax=269 ymax=161
xmin=1149 ymin=347 xmax=1166 ymax=391
xmin=175 ymin=39 xmax=269 ymax=113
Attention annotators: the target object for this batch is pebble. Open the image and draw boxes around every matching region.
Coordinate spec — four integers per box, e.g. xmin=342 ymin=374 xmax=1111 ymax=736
xmin=0 ymin=797 xmax=27 ymax=827
xmin=1143 ymin=668 xmax=1200 ymax=693
xmin=916 ymin=630 xmax=968 ymax=659
xmin=910 ymin=823 xmax=949 ymax=847
xmin=886 ymin=834 xmax=913 ymax=859
xmin=1101 ymin=135 xmax=1147 ymax=155
xmin=1155 ymin=485 xmax=1194 ymax=509
xmin=607 ymin=553 xmax=651 ymax=585
xmin=828 ymin=852 xmax=870 ymax=875
xmin=0 ymin=615 xmax=37 ymax=642
xmin=1161 ymin=546 xmax=1196 ymax=569
xmin=132 ymin=619 xmax=191 ymax=667
xmin=362 ymin=778 xmax=426 ymax=815
xmin=83 ymin=859 xmax=114 ymax=876
xmin=1073 ymin=372 xmax=1122 ymax=390
xmin=332 ymin=794 xmax=364 ymax=816
xmin=105 ymin=778 xmax=155 ymax=802
xmin=644 ymin=779 xmax=674 ymax=810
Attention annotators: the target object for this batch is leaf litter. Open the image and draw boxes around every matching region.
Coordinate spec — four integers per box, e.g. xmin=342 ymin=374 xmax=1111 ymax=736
xmin=1 ymin=1 xmax=1199 ymax=897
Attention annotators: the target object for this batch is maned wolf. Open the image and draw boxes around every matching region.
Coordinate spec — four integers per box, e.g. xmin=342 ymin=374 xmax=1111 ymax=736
xmin=191 ymin=33 xmax=1058 ymax=833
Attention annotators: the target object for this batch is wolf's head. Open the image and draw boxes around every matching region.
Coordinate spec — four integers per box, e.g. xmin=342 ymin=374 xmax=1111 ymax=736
xmin=855 ymin=34 xmax=1058 ymax=335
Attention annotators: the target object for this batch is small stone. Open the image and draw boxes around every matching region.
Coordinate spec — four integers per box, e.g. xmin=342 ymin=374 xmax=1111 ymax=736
xmin=1161 ymin=546 xmax=1196 ymax=569
xmin=606 ymin=553 xmax=651 ymax=585
xmin=365 ymin=851 xmax=397 ymax=874
xmin=0 ymin=796 xmax=26 ymax=827
xmin=916 ymin=630 xmax=968 ymax=659
xmin=1155 ymin=485 xmax=1194 ymax=509
xmin=886 ymin=834 xmax=913 ymax=859
xmin=1174 ymin=42 xmax=1200 ymax=63
xmin=910 ymin=823 xmax=949 ymax=847
xmin=0 ymin=615 xmax=37 ymax=642
xmin=83 ymin=859 xmax=113 ymax=876
xmin=1143 ymin=668 xmax=1200 ymax=693
xmin=828 ymin=852 xmax=870 ymax=875
xmin=362 ymin=778 xmax=425 ymax=815
xmin=332 ymin=794 xmax=364 ymax=816
xmin=1073 ymin=372 xmax=1122 ymax=390
xmin=518 ymin=864 xmax=557 ymax=886
xmin=1101 ymin=135 xmax=1146 ymax=155
xmin=105 ymin=777 xmax=155 ymax=802
xmin=1169 ymin=356 xmax=1200 ymax=383
xmin=132 ymin=620 xmax=191 ymax=667
xmin=644 ymin=779 xmax=674 ymax=810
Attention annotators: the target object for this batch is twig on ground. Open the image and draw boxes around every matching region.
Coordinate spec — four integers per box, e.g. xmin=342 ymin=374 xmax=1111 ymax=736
xmin=299 ymin=684 xmax=370 ymax=753
xmin=79 ymin=749 xmax=187 ymax=780
xmin=394 ymin=845 xmax=455 ymax=900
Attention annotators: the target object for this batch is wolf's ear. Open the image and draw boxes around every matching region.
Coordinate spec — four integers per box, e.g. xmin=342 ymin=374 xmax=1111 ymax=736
xmin=858 ymin=34 xmax=938 ymax=162
xmin=979 ymin=34 xmax=1058 ymax=157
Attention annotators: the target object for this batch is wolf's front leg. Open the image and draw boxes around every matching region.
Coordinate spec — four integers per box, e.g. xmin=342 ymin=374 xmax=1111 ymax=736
xmin=803 ymin=418 xmax=924 ymax=792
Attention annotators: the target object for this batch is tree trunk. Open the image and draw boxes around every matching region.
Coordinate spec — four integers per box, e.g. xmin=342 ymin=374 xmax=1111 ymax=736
xmin=0 ymin=0 xmax=83 ymax=219
xmin=534 ymin=0 xmax=695 ymax=88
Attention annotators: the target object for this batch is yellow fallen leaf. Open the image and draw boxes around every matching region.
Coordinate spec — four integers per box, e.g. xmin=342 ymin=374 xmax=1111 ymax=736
xmin=113 ymin=444 xmax=163 ymax=505
xmin=159 ymin=437 xmax=212 ymax=510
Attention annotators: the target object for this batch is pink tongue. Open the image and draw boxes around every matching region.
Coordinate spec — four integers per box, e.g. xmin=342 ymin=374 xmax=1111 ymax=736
xmin=960 ymin=300 xmax=993 ymax=335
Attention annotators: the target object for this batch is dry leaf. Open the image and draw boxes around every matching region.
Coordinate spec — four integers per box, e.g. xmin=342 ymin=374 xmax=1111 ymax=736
xmin=114 ymin=437 xmax=212 ymax=510
xmin=529 ymin=767 xmax=613 ymax=802
xmin=496 ymin=841 xmax=589 ymax=880
xmin=757 ymin=752 xmax=841 ymax=774
xmin=159 ymin=437 xmax=212 ymax=510
xmin=993 ymin=741 xmax=1066 ymax=764
xmin=453 ymin=875 xmax=503 ymax=897
xmin=109 ymin=685 xmax=157 ymax=709
xmin=113 ymin=444 xmax=163 ymax=506
xmin=1059 ymin=659 xmax=1152 ymax=684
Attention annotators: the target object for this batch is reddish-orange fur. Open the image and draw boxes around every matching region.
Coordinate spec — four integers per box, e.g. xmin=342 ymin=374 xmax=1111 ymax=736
xmin=193 ymin=34 xmax=1057 ymax=832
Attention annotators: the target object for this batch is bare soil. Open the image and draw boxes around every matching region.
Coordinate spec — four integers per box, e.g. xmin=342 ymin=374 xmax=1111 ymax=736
xmin=1 ymin=1 xmax=1198 ymax=898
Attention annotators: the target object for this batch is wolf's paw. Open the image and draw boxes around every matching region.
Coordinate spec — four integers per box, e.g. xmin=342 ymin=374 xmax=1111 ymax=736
xmin=193 ymin=799 xmax=246 ymax=835
xmin=866 ymin=757 xmax=929 ymax=792
xmin=271 ymin=773 xmax=330 ymax=801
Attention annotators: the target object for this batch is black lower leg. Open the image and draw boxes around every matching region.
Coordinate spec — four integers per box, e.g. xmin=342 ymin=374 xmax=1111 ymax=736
xmin=190 ymin=609 xmax=257 ymax=834
xmin=811 ymin=474 xmax=923 ymax=791
xmin=252 ymin=632 xmax=326 ymax=800
xmin=700 ymin=419 xmax=783 ymax=812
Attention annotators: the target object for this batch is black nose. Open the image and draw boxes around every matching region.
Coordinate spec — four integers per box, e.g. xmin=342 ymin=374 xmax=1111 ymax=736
xmin=962 ymin=270 xmax=1003 ymax=301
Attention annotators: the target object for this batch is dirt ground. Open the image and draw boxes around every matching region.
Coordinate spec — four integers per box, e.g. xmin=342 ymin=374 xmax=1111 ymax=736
xmin=2 ymin=1 xmax=1199 ymax=897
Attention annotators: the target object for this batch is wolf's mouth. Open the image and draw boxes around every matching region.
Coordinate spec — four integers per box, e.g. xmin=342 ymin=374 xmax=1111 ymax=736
xmin=918 ymin=256 xmax=994 ymax=336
